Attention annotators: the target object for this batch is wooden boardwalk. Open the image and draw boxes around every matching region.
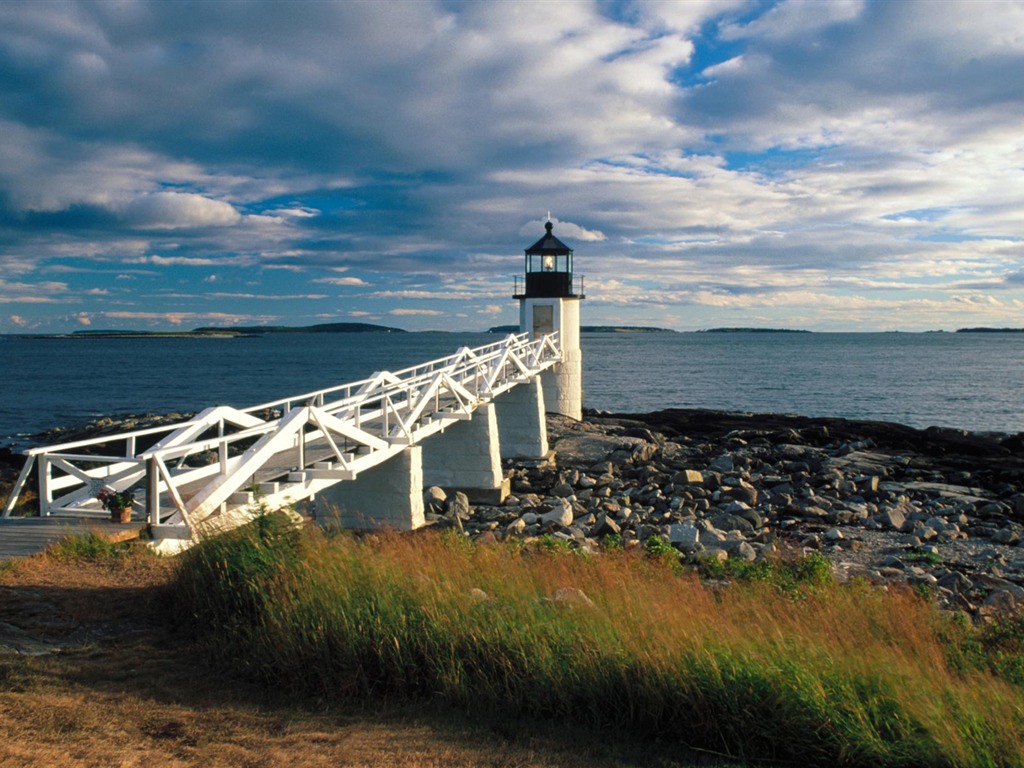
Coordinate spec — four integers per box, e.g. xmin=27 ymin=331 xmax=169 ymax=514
xmin=0 ymin=516 xmax=145 ymax=560
xmin=3 ymin=332 xmax=561 ymax=550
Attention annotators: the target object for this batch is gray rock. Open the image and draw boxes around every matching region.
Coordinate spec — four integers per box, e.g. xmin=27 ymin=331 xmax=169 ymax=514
xmin=800 ymin=505 xmax=830 ymax=519
xmin=551 ymin=482 xmax=575 ymax=498
xmin=876 ymin=507 xmax=906 ymax=531
xmin=937 ymin=571 xmax=973 ymax=594
xmin=727 ymin=541 xmax=757 ymax=561
xmin=701 ymin=547 xmax=729 ymax=563
xmin=726 ymin=480 xmax=758 ymax=506
xmin=709 ymin=512 xmax=754 ymax=534
xmin=709 ymin=455 xmax=734 ymax=473
xmin=540 ymin=499 xmax=574 ymax=528
xmin=669 ymin=523 xmax=700 ymax=549
xmin=992 ymin=528 xmax=1020 ymax=545
xmin=0 ymin=622 xmax=61 ymax=656
xmin=445 ymin=491 xmax=471 ymax=519
xmin=593 ymin=512 xmax=621 ymax=537
xmin=550 ymin=587 xmax=596 ymax=609
xmin=631 ymin=442 xmax=660 ymax=463
xmin=424 ymin=485 xmax=447 ymax=513
xmin=672 ymin=469 xmax=704 ymax=485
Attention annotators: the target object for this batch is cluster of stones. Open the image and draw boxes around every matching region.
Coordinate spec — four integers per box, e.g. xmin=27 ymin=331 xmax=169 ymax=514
xmin=423 ymin=415 xmax=1024 ymax=618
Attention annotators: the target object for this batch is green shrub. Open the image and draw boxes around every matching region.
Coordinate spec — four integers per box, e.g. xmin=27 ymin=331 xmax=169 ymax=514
xmin=536 ymin=533 xmax=573 ymax=555
xmin=696 ymin=549 xmax=832 ymax=595
xmin=905 ymin=550 xmax=943 ymax=566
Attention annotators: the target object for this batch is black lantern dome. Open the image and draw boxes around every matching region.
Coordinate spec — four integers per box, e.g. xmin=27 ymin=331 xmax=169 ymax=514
xmin=515 ymin=220 xmax=583 ymax=299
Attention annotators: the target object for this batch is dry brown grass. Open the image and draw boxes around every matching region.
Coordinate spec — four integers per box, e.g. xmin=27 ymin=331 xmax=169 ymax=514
xmin=174 ymin=525 xmax=1024 ymax=766
xmin=0 ymin=548 xmax=710 ymax=768
xmin=0 ymin=479 xmax=35 ymax=517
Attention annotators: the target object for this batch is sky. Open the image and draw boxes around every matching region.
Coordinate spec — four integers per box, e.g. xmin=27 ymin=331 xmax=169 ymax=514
xmin=1 ymin=0 xmax=1023 ymax=334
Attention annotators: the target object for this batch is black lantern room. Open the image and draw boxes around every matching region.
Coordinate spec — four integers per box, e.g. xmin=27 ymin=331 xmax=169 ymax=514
xmin=514 ymin=220 xmax=584 ymax=299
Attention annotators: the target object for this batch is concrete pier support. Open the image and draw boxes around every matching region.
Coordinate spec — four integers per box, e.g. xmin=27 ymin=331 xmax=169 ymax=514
xmin=315 ymin=446 xmax=425 ymax=531
xmin=421 ymin=403 xmax=509 ymax=504
xmin=495 ymin=377 xmax=548 ymax=459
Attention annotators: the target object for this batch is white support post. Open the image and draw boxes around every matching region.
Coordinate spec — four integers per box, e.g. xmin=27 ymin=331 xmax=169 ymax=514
xmin=421 ymin=402 xmax=508 ymax=504
xmin=315 ymin=446 xmax=425 ymax=531
xmin=1 ymin=456 xmax=35 ymax=518
xmin=495 ymin=377 xmax=549 ymax=460
xmin=38 ymin=456 xmax=52 ymax=516
xmin=146 ymin=456 xmax=160 ymax=526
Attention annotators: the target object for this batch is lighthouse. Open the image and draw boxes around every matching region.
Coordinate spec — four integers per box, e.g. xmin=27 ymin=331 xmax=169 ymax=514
xmin=515 ymin=219 xmax=585 ymax=420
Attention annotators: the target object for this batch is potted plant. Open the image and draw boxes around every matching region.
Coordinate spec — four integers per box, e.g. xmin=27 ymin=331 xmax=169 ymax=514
xmin=97 ymin=487 xmax=135 ymax=524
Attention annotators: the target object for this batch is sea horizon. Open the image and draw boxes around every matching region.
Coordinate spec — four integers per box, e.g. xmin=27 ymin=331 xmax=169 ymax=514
xmin=3 ymin=330 xmax=1024 ymax=447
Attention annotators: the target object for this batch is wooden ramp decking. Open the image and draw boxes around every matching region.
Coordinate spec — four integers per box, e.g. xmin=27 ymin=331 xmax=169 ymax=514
xmin=0 ymin=515 xmax=145 ymax=560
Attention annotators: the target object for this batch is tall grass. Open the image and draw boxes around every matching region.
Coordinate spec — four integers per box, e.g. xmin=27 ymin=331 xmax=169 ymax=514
xmin=173 ymin=515 xmax=1024 ymax=767
xmin=46 ymin=531 xmax=136 ymax=561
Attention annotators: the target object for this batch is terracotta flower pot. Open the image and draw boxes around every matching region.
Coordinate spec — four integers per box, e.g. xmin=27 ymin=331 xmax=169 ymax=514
xmin=111 ymin=506 xmax=132 ymax=524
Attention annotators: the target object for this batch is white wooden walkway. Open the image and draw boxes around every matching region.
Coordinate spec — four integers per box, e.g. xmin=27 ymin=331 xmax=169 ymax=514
xmin=1 ymin=332 xmax=561 ymax=552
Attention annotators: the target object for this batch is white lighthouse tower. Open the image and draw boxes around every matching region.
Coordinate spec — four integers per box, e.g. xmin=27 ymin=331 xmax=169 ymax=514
xmin=515 ymin=219 xmax=585 ymax=420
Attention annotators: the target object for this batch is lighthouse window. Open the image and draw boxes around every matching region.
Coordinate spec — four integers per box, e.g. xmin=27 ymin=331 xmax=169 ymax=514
xmin=533 ymin=304 xmax=554 ymax=335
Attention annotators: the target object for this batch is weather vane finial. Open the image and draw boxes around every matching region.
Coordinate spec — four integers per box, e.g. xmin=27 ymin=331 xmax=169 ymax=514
xmin=546 ymin=210 xmax=551 ymax=222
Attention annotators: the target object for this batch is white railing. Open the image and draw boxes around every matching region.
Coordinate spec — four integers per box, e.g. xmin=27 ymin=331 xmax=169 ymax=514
xmin=2 ymin=332 xmax=561 ymax=537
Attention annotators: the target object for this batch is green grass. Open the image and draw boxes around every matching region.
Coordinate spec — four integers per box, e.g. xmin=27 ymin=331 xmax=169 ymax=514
xmin=904 ymin=550 xmax=944 ymax=566
xmin=171 ymin=515 xmax=1024 ymax=767
xmin=45 ymin=531 xmax=142 ymax=561
xmin=695 ymin=547 xmax=833 ymax=594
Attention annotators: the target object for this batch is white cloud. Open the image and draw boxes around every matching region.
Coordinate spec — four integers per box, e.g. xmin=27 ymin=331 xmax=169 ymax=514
xmin=388 ymin=308 xmax=444 ymax=317
xmin=99 ymin=311 xmax=276 ymax=326
xmin=207 ymin=292 xmax=329 ymax=301
xmin=519 ymin=217 xmax=607 ymax=243
xmin=312 ymin=276 xmax=369 ymax=286
xmin=0 ymin=279 xmax=69 ymax=304
xmin=128 ymin=255 xmax=251 ymax=267
xmin=120 ymin=192 xmax=240 ymax=230
xmin=722 ymin=0 xmax=864 ymax=42
xmin=3 ymin=1 xmax=1024 ymax=333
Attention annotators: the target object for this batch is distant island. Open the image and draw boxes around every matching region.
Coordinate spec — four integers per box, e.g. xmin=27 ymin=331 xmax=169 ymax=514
xmin=192 ymin=322 xmax=406 ymax=335
xmin=488 ymin=325 xmax=675 ymax=334
xmin=52 ymin=322 xmax=407 ymax=339
xmin=699 ymin=327 xmax=811 ymax=333
xmin=956 ymin=327 xmax=1024 ymax=333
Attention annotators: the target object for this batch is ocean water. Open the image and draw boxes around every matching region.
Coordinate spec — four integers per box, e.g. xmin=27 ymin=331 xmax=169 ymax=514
xmin=1 ymin=331 xmax=1023 ymax=446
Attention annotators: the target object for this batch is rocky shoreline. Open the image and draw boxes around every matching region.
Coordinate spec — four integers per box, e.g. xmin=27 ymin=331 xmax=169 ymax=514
xmin=427 ymin=409 xmax=1024 ymax=620
xmin=6 ymin=407 xmax=1024 ymax=619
